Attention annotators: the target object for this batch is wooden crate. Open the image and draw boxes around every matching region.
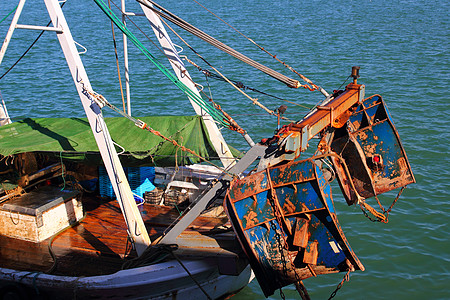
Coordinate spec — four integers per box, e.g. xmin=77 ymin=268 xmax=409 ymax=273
xmin=0 ymin=186 xmax=83 ymax=242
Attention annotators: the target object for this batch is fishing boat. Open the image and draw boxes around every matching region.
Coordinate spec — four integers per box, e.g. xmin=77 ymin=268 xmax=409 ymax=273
xmin=0 ymin=0 xmax=415 ymax=299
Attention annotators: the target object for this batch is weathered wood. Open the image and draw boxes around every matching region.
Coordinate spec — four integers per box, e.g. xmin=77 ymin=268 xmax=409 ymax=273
xmin=0 ymin=187 xmax=83 ymax=242
xmin=0 ymin=195 xmax=237 ymax=277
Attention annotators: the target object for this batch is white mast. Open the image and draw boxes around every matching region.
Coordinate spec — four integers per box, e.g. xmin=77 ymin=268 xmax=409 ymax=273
xmin=0 ymin=0 xmax=152 ymax=254
xmin=0 ymin=0 xmax=26 ymax=66
xmin=120 ymin=0 xmax=132 ymax=116
xmin=43 ymin=0 xmax=150 ymax=254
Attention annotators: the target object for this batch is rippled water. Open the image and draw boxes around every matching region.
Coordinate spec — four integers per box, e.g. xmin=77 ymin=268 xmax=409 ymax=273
xmin=0 ymin=0 xmax=448 ymax=299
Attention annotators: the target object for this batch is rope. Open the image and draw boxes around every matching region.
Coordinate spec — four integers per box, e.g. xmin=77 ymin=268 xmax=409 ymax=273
xmin=191 ymin=0 xmax=320 ymax=92
xmin=106 ymin=7 xmax=246 ymax=142
xmin=121 ymin=243 xmax=211 ymax=299
xmin=185 ymin=57 xmax=313 ymax=110
xmin=0 ymin=5 xmax=17 ymax=25
xmin=122 ymin=244 xmax=178 ymax=269
xmin=59 ymin=151 xmax=66 ymax=191
xmin=156 ymin=16 xmax=295 ymax=132
xmin=170 ymin=250 xmax=212 ymax=300
xmin=92 ymin=0 xmax=229 ymax=127
xmin=156 ymin=18 xmax=261 ymax=121
xmin=180 ymin=55 xmax=294 ymax=122
xmin=137 ymin=0 xmax=301 ymax=89
xmin=82 ymin=87 xmax=234 ymax=176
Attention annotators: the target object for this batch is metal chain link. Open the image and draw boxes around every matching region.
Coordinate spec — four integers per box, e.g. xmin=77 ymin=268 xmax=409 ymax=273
xmin=359 ymin=186 xmax=406 ymax=223
xmin=328 ymin=268 xmax=351 ymax=300
xmin=267 ymin=170 xmax=310 ymax=300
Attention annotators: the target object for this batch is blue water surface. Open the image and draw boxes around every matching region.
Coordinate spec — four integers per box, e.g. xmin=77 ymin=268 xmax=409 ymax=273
xmin=0 ymin=0 xmax=448 ymax=299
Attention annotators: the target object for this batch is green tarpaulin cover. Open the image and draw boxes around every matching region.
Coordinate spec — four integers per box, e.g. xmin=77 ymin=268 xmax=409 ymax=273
xmin=0 ymin=116 xmax=226 ymax=167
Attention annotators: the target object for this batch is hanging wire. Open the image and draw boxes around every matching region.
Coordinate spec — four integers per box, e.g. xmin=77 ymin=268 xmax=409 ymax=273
xmin=0 ymin=2 xmax=67 ymax=81
xmin=109 ymin=0 xmax=296 ymax=128
xmin=157 ymin=18 xmax=295 ymax=123
xmin=190 ymin=0 xmax=321 ymax=91
xmin=138 ymin=0 xmax=302 ymax=89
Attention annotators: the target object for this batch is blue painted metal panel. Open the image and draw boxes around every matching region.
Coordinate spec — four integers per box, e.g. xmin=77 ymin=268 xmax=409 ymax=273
xmin=225 ymin=158 xmax=364 ymax=297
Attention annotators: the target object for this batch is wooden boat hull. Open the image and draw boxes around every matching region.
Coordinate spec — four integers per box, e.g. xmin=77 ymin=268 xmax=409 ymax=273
xmin=224 ymin=159 xmax=364 ymax=297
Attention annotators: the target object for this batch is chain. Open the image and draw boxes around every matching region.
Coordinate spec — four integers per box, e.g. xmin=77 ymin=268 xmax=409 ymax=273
xmin=359 ymin=186 xmax=406 ymax=223
xmin=268 ymin=178 xmax=288 ymax=300
xmin=328 ymin=268 xmax=351 ymax=300
xmin=270 ymin=219 xmax=288 ymax=300
xmin=266 ymin=169 xmax=310 ymax=300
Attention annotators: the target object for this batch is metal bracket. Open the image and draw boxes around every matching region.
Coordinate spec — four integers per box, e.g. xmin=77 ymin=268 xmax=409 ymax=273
xmin=158 ymin=144 xmax=267 ymax=245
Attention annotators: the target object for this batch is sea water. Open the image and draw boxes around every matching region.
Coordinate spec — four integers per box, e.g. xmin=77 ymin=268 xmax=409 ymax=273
xmin=0 ymin=0 xmax=448 ymax=299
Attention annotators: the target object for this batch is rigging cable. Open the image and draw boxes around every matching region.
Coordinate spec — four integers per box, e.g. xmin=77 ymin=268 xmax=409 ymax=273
xmin=185 ymin=57 xmax=313 ymax=111
xmin=190 ymin=0 xmax=324 ymax=94
xmin=137 ymin=0 xmax=302 ymax=89
xmin=111 ymin=0 xmax=297 ymax=128
xmin=181 ymin=55 xmax=296 ymax=122
xmin=93 ymin=0 xmax=252 ymax=134
xmin=105 ymin=0 xmax=249 ymax=135
xmin=157 ymin=17 xmax=295 ymax=123
xmin=0 ymin=2 xmax=67 ymax=81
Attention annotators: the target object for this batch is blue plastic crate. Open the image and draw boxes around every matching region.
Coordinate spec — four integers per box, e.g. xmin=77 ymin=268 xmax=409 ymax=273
xmin=128 ymin=167 xmax=155 ymax=197
xmin=98 ymin=166 xmax=115 ymax=198
xmin=99 ymin=166 xmax=155 ymax=199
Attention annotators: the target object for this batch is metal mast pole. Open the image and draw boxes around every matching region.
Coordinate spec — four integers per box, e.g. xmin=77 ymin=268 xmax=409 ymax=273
xmin=121 ymin=0 xmax=131 ymax=115
xmin=43 ymin=0 xmax=150 ymax=254
xmin=0 ymin=0 xmax=27 ymax=65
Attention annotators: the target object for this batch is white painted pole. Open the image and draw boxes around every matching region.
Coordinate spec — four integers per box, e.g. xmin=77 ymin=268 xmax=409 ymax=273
xmin=121 ymin=0 xmax=131 ymax=116
xmin=0 ymin=0 xmax=27 ymax=66
xmin=44 ymin=0 xmax=150 ymax=254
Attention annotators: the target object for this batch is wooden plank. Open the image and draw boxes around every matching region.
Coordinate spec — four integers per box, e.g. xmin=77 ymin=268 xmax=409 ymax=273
xmin=0 ymin=195 xmax=236 ymax=276
xmin=293 ymin=217 xmax=309 ymax=248
xmin=303 ymin=241 xmax=318 ymax=265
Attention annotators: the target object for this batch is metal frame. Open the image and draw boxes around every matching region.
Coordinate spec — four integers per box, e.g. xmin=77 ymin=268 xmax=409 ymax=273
xmin=159 ymin=144 xmax=267 ymax=244
xmin=0 ymin=0 xmax=151 ymax=254
xmin=43 ymin=0 xmax=151 ymax=254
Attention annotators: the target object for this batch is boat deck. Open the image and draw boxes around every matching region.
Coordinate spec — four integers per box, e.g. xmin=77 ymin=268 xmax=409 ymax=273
xmin=0 ymin=194 xmax=241 ymax=277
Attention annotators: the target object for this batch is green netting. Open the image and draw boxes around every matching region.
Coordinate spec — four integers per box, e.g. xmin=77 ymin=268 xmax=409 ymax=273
xmin=0 ymin=116 xmax=236 ymax=167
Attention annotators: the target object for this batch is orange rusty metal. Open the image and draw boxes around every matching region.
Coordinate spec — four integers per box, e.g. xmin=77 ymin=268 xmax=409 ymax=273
xmin=285 ymin=83 xmax=362 ymax=145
